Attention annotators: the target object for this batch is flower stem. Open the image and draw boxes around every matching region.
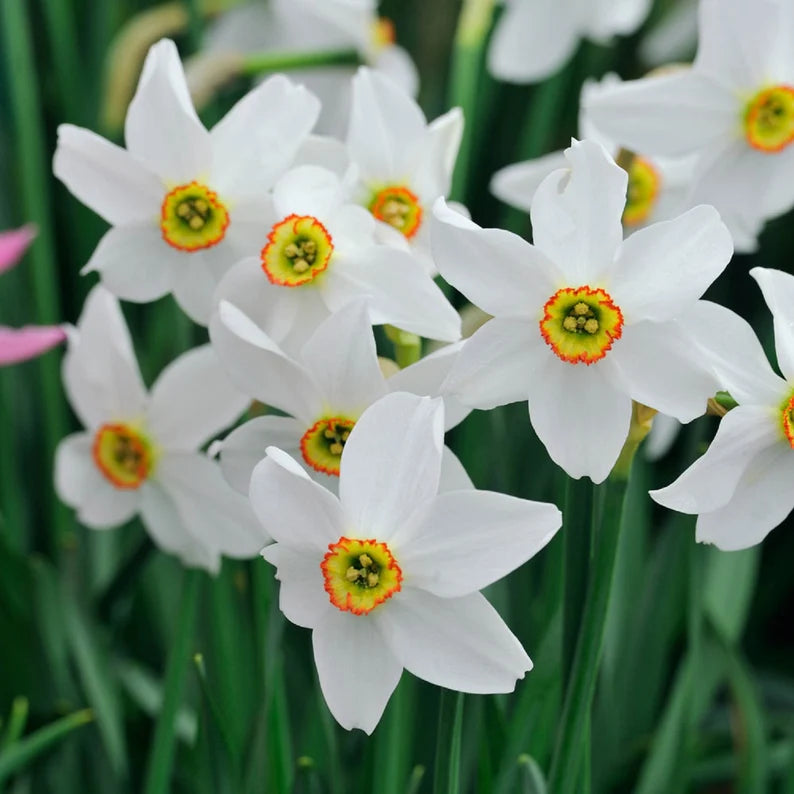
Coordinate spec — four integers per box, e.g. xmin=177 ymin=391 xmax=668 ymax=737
xmin=547 ymin=471 xmax=631 ymax=794
xmin=143 ymin=569 xmax=202 ymax=794
xmin=241 ymin=49 xmax=360 ymax=77
xmin=433 ymin=691 xmax=465 ymax=794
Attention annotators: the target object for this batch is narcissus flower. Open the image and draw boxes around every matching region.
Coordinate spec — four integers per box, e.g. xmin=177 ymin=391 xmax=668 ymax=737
xmin=55 ymin=286 xmax=265 ymax=572
xmin=0 ymin=225 xmax=66 ymax=365
xmin=491 ymin=76 xmax=695 ymax=233
xmin=209 ymin=298 xmax=470 ymax=493
xmin=652 ymin=268 xmax=794 ymax=550
xmin=347 ymin=67 xmax=463 ymax=272
xmin=54 ymin=39 xmax=320 ymax=324
xmin=433 ymin=139 xmax=732 ymax=483
xmin=488 ymin=0 xmax=652 ymax=83
xmin=586 ymin=0 xmax=794 ymax=252
xmin=212 ymin=164 xmax=461 ymax=355
xmin=251 ymin=392 xmax=561 ymax=732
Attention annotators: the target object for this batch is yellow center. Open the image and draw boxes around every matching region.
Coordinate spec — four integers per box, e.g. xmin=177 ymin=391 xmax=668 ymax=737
xmin=92 ymin=423 xmax=154 ymax=489
xmin=744 ymin=85 xmax=794 ymax=153
xmin=160 ymin=182 xmax=230 ymax=251
xmin=540 ymin=286 xmax=624 ymax=365
xmin=371 ymin=17 xmax=396 ymax=52
xmin=369 ymin=186 xmax=423 ymax=238
xmin=622 ymin=157 xmax=661 ymax=226
xmin=781 ymin=393 xmax=794 ymax=447
xmin=261 ymin=214 xmax=334 ymax=286
xmin=300 ymin=417 xmax=356 ymax=476
xmin=321 ymin=537 xmax=402 ymax=615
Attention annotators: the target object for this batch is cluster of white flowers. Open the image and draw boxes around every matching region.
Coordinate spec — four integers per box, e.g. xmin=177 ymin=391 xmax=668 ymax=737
xmin=50 ymin=0 xmax=794 ymax=732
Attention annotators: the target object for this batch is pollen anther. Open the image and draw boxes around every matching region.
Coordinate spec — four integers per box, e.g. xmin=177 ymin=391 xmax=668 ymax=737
xmin=161 ymin=182 xmax=230 ymax=251
xmin=745 ymin=85 xmax=794 ymax=153
xmin=92 ymin=423 xmax=154 ymax=489
xmin=369 ymin=186 xmax=423 ymax=238
xmin=300 ymin=417 xmax=356 ymax=476
xmin=261 ymin=214 xmax=334 ymax=286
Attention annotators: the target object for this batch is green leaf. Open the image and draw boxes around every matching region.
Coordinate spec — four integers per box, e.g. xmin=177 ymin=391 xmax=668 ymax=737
xmin=517 ymin=754 xmax=547 ymax=794
xmin=704 ymin=546 xmax=760 ymax=645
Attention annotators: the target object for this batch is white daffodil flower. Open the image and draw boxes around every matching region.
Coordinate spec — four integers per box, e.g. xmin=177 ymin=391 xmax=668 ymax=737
xmin=250 ymin=391 xmax=562 ymax=733
xmin=54 ymin=286 xmax=266 ymax=572
xmin=54 ymin=39 xmax=321 ymax=325
xmin=652 ymin=268 xmax=794 ymax=550
xmin=586 ymin=0 xmax=794 ymax=253
xmin=432 ymin=139 xmax=733 ymax=483
xmin=197 ymin=0 xmax=418 ymax=135
xmin=212 ymin=164 xmax=461 ymax=355
xmin=491 ymin=76 xmax=696 ymax=233
xmin=488 ymin=0 xmax=652 ymax=84
xmin=346 ymin=67 xmax=463 ymax=273
xmin=209 ymin=298 xmax=471 ymax=494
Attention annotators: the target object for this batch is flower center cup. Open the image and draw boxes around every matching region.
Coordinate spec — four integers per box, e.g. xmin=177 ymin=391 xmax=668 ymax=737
xmin=161 ymin=182 xmax=230 ymax=251
xmin=371 ymin=17 xmax=396 ymax=51
xmin=321 ymin=537 xmax=403 ymax=615
xmin=369 ymin=186 xmax=423 ymax=238
xmin=622 ymin=157 xmax=660 ymax=226
xmin=300 ymin=417 xmax=356 ymax=476
xmin=261 ymin=214 xmax=334 ymax=286
xmin=92 ymin=423 xmax=153 ymax=489
xmin=745 ymin=85 xmax=794 ymax=153
xmin=540 ymin=286 xmax=624 ymax=365
xmin=781 ymin=393 xmax=794 ymax=448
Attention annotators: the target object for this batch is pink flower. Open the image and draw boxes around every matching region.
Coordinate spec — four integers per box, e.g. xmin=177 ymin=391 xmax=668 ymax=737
xmin=0 ymin=225 xmax=66 ymax=366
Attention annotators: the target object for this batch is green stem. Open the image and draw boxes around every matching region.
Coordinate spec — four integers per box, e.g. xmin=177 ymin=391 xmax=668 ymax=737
xmin=143 ymin=570 xmax=202 ymax=794
xmin=1 ymin=0 xmax=70 ymax=553
xmin=241 ymin=49 xmax=360 ymax=77
xmin=547 ymin=472 xmax=631 ymax=794
xmin=433 ymin=691 xmax=465 ymax=794
xmin=448 ymin=0 xmax=496 ymax=202
xmin=377 ymin=678 xmax=417 ymax=794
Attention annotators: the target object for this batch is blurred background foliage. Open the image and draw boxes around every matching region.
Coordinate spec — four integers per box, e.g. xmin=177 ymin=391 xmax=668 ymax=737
xmin=0 ymin=0 xmax=793 ymax=792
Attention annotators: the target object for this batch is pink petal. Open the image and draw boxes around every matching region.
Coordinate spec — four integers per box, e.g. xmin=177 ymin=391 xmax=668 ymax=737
xmin=0 ymin=325 xmax=66 ymax=365
xmin=0 ymin=225 xmax=36 ymax=274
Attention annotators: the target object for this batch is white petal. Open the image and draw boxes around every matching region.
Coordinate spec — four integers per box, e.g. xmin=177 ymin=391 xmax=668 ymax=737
xmin=77 ymin=481 xmax=139 ymax=530
xmin=312 ymin=610 xmax=402 ymax=734
xmin=299 ymin=299 xmax=387 ymax=415
xmin=209 ymin=301 xmax=322 ymax=422
xmin=681 ymin=299 xmax=786 ymax=405
xmin=372 ymin=45 xmax=419 ymax=98
xmin=84 ymin=226 xmax=178 ymax=303
xmin=210 ymin=75 xmax=321 ymax=196
xmin=348 ymin=66 xmax=427 ymax=181
xmin=527 ymin=354 xmax=632 ymax=483
xmin=218 ymin=415 xmax=303 ymax=494
xmin=376 ymin=589 xmax=531 ymax=693
xmin=696 ymin=443 xmax=794 ymax=550
xmin=157 ymin=452 xmax=267 ymax=559
xmin=53 ymin=125 xmax=162 ymax=225
xmin=651 ymin=405 xmax=780 ymax=514
xmin=431 ymin=198 xmax=560 ymax=317
xmin=391 ymin=491 xmax=561 ymax=597
xmin=140 ymin=480 xmax=219 ymax=572
xmin=249 ymin=450 xmax=345 ymax=551
xmin=438 ymin=446 xmax=474 ymax=492
xmin=386 ymin=341 xmax=471 ymax=430
xmin=487 ymin=0 xmax=579 ymax=83
xmin=261 ymin=543 xmax=332 ymax=629
xmin=531 ymin=139 xmax=625 ymax=284
xmin=328 ymin=247 xmax=461 ymax=342
xmin=292 ymin=134 xmax=351 ymax=177
xmin=54 ymin=432 xmax=102 ymax=508
xmin=584 ymin=70 xmax=736 ymax=157
xmin=610 ymin=205 xmax=732 ymax=322
xmin=587 ymin=0 xmax=651 ymax=38
xmin=339 ymin=393 xmax=444 ymax=540
xmin=411 ymin=107 xmax=464 ymax=200
xmin=62 ymin=286 xmax=148 ymax=428
xmin=490 ymin=151 xmax=569 ymax=213
xmin=147 ymin=344 xmax=248 ymax=450
xmin=610 ymin=320 xmax=719 ymax=421
xmin=750 ymin=268 xmax=794 ymax=383
xmin=170 ymin=248 xmax=230 ymax=326
xmin=272 ymin=165 xmax=345 ymax=219
xmin=124 ymin=39 xmax=211 ymax=184
xmin=442 ymin=318 xmax=544 ymax=410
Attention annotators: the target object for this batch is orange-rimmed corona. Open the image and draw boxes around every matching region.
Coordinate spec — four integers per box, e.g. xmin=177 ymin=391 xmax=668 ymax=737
xmin=92 ymin=423 xmax=154 ymax=489
xmin=321 ymin=537 xmax=403 ymax=615
xmin=622 ymin=156 xmax=661 ymax=226
xmin=540 ymin=286 xmax=624 ymax=365
xmin=371 ymin=16 xmax=396 ymax=50
xmin=781 ymin=392 xmax=794 ymax=448
xmin=261 ymin=214 xmax=334 ymax=286
xmin=745 ymin=85 xmax=794 ymax=153
xmin=369 ymin=186 xmax=423 ymax=238
xmin=300 ymin=417 xmax=356 ymax=476
xmin=160 ymin=181 xmax=230 ymax=251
